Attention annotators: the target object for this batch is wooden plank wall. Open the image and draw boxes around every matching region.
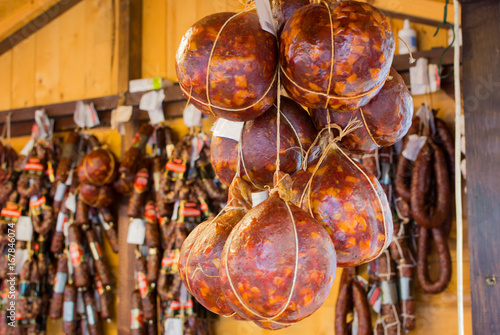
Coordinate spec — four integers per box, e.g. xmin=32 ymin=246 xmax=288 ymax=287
xmin=0 ymin=0 xmax=115 ymax=111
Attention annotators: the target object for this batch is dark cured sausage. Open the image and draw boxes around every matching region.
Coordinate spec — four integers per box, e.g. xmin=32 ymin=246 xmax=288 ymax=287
xmin=49 ymin=255 xmax=68 ymax=319
xmin=83 ymin=289 xmax=101 ymax=335
xmin=63 ymin=283 xmax=78 ymax=335
xmin=434 ymin=118 xmax=455 ymax=181
xmin=411 ymin=144 xmax=450 ymax=229
xmin=50 ymin=210 xmax=68 ymax=254
xmin=335 ymin=280 xmax=352 ymax=335
xmin=127 ymin=168 xmax=149 ymax=218
xmin=144 ymin=202 xmax=160 ymax=249
xmin=334 ymin=272 xmax=372 ymax=335
xmin=417 ymin=227 xmax=452 ymax=294
xmin=136 ymin=256 xmax=156 ymax=321
xmin=68 ymin=223 xmax=90 ymax=288
xmin=76 ymin=199 xmax=89 ymax=226
xmin=352 ymin=280 xmax=372 ymax=335
xmin=378 ymin=251 xmax=400 ymax=335
xmin=98 ymin=208 xmax=119 ymax=253
xmin=85 ymin=227 xmax=113 ymax=286
xmin=95 ymin=277 xmax=113 ymax=321
xmin=130 ymin=289 xmax=145 ymax=335
xmin=394 ymin=118 xmax=420 ymax=202
xmin=55 ymin=132 xmax=81 ymax=185
xmin=146 ymin=248 xmax=160 ymax=286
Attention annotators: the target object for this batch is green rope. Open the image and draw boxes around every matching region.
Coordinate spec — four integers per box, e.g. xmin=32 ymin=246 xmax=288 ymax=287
xmin=434 ymin=0 xmax=455 ymax=79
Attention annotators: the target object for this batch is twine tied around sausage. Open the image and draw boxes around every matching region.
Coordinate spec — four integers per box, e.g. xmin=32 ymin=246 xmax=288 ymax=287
xmin=299 ymin=118 xmax=363 ymax=212
xmin=299 ymin=118 xmax=392 ymax=262
xmin=222 ymin=186 xmax=300 ymax=325
xmin=183 ymin=176 xmax=250 ymax=318
xmin=280 ymin=0 xmax=392 ymax=110
xmin=223 ymin=73 xmax=300 ymax=321
xmin=179 ymin=8 xmax=278 ymax=117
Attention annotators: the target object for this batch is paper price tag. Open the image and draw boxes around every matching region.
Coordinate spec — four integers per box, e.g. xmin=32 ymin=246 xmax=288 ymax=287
xmin=15 ymin=249 xmax=28 ymax=274
xmin=164 ymin=318 xmax=183 ymax=335
xmin=74 ymin=101 xmax=100 ymax=128
xmin=254 ymin=0 xmax=276 ymax=36
xmin=183 ymin=104 xmax=202 ymax=128
xmin=16 ymin=216 xmax=33 ymax=241
xmin=139 ymin=90 xmax=165 ymax=111
xmin=367 ymin=284 xmax=382 ymax=314
xmin=65 ymin=193 xmax=77 ymax=213
xmin=127 ymin=219 xmax=146 ymax=245
xmin=171 ymin=201 xmax=180 ymax=221
xmin=402 ymin=135 xmax=427 ymax=161
xmin=251 ymin=191 xmax=269 ymax=207
xmin=20 ymin=138 xmax=35 ymax=156
xmin=147 ymin=107 xmax=165 ymax=125
xmin=211 ymin=119 xmax=245 ymax=142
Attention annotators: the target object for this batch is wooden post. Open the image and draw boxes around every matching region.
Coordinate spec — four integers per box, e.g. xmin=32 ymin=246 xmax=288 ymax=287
xmin=462 ymin=0 xmax=500 ymax=333
xmin=116 ymin=1 xmax=142 ymax=334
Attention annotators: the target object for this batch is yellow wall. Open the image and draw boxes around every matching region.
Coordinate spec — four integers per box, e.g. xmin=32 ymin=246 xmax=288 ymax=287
xmin=0 ymin=0 xmax=117 ymax=111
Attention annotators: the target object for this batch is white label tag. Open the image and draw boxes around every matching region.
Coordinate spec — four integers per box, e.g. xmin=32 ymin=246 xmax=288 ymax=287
xmin=183 ymin=104 xmax=203 ymax=128
xmin=127 ymin=219 xmax=146 ymax=245
xmin=115 ymin=105 xmax=133 ymax=122
xmin=139 ymin=90 xmax=165 ymax=111
xmin=67 ymin=255 xmax=74 ymax=276
xmin=63 ymin=301 xmax=75 ymax=322
xmin=54 ymin=272 xmax=68 ymax=294
xmin=54 ymin=183 xmax=67 ymax=202
xmin=409 ymin=57 xmax=429 ymax=95
xmin=171 ymin=201 xmax=180 ymax=221
xmin=111 ymin=106 xmax=133 ymax=134
xmin=402 ymin=135 xmax=427 ymax=161
xmin=251 ymin=191 xmax=269 ymax=207
xmin=65 ymin=193 xmax=77 ymax=213
xmin=416 ymin=103 xmax=435 ymax=135
xmin=15 ymin=249 xmax=28 ymax=274
xmin=147 ymin=107 xmax=165 ymax=125
xmin=254 ymin=0 xmax=277 ymax=36
xmin=20 ymin=138 xmax=35 ymax=156
xmin=74 ymin=101 xmax=100 ymax=128
xmin=381 ymin=280 xmax=398 ymax=305
xmin=164 ymin=318 xmax=183 ymax=335
xmin=180 ymin=284 xmax=188 ymax=304
xmin=16 ymin=216 xmax=33 ymax=241
xmin=35 ymin=109 xmax=51 ymax=140
xmin=86 ymin=103 xmax=100 ymax=128
xmin=211 ymin=118 xmax=245 ymax=142
xmin=56 ymin=212 xmax=68 ymax=232
xmin=65 ymin=169 xmax=74 ymax=186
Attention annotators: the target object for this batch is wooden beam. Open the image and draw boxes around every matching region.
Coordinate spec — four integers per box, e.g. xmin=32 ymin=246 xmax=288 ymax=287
xmin=358 ymin=0 xmax=460 ymax=25
xmin=462 ymin=0 xmax=500 ymax=334
xmin=0 ymin=86 xmax=185 ymax=136
xmin=392 ymin=47 xmax=458 ymax=73
xmin=0 ymin=0 xmax=59 ymax=41
xmin=0 ymin=0 xmax=83 ymax=56
xmin=382 ymin=10 xmax=444 ymax=27
xmin=116 ymin=0 xmax=143 ymax=95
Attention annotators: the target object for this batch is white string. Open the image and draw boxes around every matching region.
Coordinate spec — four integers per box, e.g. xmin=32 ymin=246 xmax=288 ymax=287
xmin=453 ymin=1 xmax=464 ymax=335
